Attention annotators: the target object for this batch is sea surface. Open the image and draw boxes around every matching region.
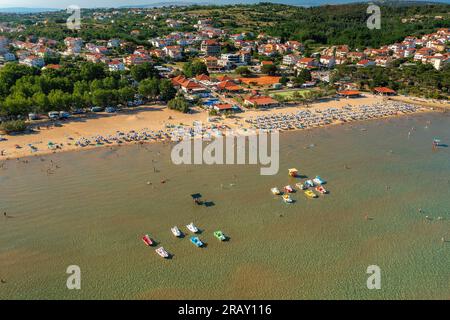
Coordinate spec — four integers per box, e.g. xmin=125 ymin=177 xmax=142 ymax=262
xmin=0 ymin=112 xmax=449 ymax=299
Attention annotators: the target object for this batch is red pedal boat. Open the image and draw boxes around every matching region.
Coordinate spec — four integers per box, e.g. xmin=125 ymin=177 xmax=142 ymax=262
xmin=142 ymin=234 xmax=154 ymax=246
xmin=315 ymin=186 xmax=328 ymax=194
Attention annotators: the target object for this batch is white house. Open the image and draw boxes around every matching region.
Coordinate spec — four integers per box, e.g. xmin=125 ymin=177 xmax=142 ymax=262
xmin=108 ymin=59 xmax=125 ymax=72
xmin=20 ymin=55 xmax=45 ymax=68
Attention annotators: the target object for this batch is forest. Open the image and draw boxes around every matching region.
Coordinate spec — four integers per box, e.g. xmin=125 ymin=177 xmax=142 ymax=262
xmin=1 ymin=2 xmax=449 ymax=49
xmin=0 ymin=62 xmax=179 ymax=118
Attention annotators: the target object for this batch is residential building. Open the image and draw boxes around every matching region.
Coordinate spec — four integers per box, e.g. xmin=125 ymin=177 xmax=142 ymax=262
xmin=201 ymin=40 xmax=221 ymax=56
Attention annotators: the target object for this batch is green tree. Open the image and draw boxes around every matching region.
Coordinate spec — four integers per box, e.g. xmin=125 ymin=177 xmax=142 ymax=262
xmin=80 ymin=62 xmax=106 ymax=81
xmin=130 ymin=62 xmax=158 ymax=81
xmin=48 ymin=90 xmax=73 ymax=111
xmin=294 ymin=69 xmax=312 ymax=85
xmin=138 ymin=78 xmax=160 ymax=100
xmin=183 ymin=60 xmax=208 ymax=78
xmin=32 ymin=92 xmax=50 ymax=113
xmin=167 ymin=96 xmax=190 ymax=113
xmin=118 ymin=87 xmax=136 ymax=105
xmin=159 ymin=79 xmax=176 ymax=102
xmin=261 ymin=63 xmax=277 ymax=76
xmin=235 ymin=66 xmax=251 ymax=76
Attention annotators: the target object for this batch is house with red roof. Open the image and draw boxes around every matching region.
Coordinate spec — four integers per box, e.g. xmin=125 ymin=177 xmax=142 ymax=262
xmin=108 ymin=59 xmax=125 ymax=72
xmin=296 ymin=57 xmax=318 ymax=69
xmin=201 ymin=40 xmax=221 ymax=56
xmin=213 ymin=103 xmax=235 ymax=112
xmin=244 ymin=96 xmax=279 ymax=108
xmin=337 ymin=90 xmax=361 ymax=98
xmin=373 ymin=87 xmax=396 ymax=95
xmin=319 ymin=55 xmax=336 ymax=68
xmin=203 ymin=56 xmax=221 ymax=72
xmin=216 ymin=80 xmax=242 ymax=92
xmin=356 ymin=59 xmax=375 ymax=68
xmin=124 ymin=53 xmax=152 ymax=66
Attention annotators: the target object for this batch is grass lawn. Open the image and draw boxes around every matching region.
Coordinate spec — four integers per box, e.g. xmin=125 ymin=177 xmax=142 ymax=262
xmin=270 ymin=89 xmax=314 ymax=99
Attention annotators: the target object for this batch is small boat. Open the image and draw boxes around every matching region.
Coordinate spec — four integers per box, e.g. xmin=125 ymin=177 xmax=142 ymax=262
xmin=186 ymin=222 xmax=199 ymax=233
xmin=288 ymin=168 xmax=298 ymax=177
xmin=315 ymin=186 xmax=328 ymax=194
xmin=282 ymin=194 xmax=293 ymax=203
xmin=190 ymin=236 xmax=203 ymax=247
xmin=295 ymin=182 xmax=307 ymax=190
xmin=313 ymin=176 xmax=326 ymax=185
xmin=284 ymin=185 xmax=294 ymax=193
xmin=304 ymin=190 xmax=318 ymax=198
xmin=214 ymin=230 xmax=227 ymax=241
xmin=171 ymin=226 xmax=182 ymax=237
xmin=305 ymin=179 xmax=315 ymax=188
xmin=142 ymin=234 xmax=154 ymax=246
xmin=155 ymin=247 xmax=169 ymax=258
xmin=271 ymin=187 xmax=281 ymax=195
xmin=433 ymin=138 xmax=441 ymax=147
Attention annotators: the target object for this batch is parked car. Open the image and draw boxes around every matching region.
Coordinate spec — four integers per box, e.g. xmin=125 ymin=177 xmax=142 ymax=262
xmin=48 ymin=111 xmax=60 ymax=120
xmin=59 ymin=111 xmax=70 ymax=119
xmin=28 ymin=113 xmax=40 ymax=121
xmin=71 ymin=109 xmax=86 ymax=115
xmin=90 ymin=106 xmax=103 ymax=113
xmin=105 ymin=107 xmax=116 ymax=113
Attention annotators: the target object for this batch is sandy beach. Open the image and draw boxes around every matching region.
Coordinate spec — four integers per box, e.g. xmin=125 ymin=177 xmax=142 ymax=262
xmin=0 ymin=94 xmax=431 ymax=160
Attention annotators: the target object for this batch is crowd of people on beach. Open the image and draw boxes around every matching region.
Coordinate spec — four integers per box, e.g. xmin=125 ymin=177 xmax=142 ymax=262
xmin=0 ymin=102 xmax=426 ymax=158
xmin=245 ymin=102 xmax=423 ymax=130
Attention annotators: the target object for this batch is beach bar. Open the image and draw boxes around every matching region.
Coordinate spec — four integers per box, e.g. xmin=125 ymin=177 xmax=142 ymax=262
xmin=373 ymin=87 xmax=397 ymax=96
xmin=337 ymin=90 xmax=362 ymax=98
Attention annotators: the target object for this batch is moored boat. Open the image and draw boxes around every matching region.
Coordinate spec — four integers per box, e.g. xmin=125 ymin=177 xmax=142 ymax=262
xmin=305 ymin=179 xmax=315 ymax=188
xmin=190 ymin=236 xmax=203 ymax=247
xmin=315 ymin=186 xmax=328 ymax=194
xmin=214 ymin=230 xmax=227 ymax=241
xmin=295 ymin=182 xmax=307 ymax=190
xmin=186 ymin=222 xmax=199 ymax=233
xmin=313 ymin=176 xmax=326 ymax=185
xmin=155 ymin=247 xmax=169 ymax=258
xmin=142 ymin=234 xmax=154 ymax=246
xmin=304 ymin=190 xmax=318 ymax=198
xmin=288 ymin=168 xmax=298 ymax=177
xmin=271 ymin=187 xmax=281 ymax=195
xmin=433 ymin=138 xmax=441 ymax=147
xmin=171 ymin=226 xmax=182 ymax=237
xmin=284 ymin=185 xmax=294 ymax=193
xmin=282 ymin=194 xmax=293 ymax=203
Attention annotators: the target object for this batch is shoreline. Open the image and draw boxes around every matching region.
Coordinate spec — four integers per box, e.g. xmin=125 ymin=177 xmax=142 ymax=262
xmin=0 ymin=94 xmax=434 ymax=161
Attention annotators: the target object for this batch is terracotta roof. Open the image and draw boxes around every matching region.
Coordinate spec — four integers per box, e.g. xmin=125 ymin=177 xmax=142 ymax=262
xmin=216 ymin=75 xmax=234 ymax=82
xmin=171 ymin=75 xmax=187 ymax=86
xmin=203 ymin=39 xmax=219 ymax=45
xmin=196 ymin=74 xmax=210 ymax=81
xmin=217 ymin=80 xmax=241 ymax=91
xmin=374 ymin=87 xmax=396 ymax=94
xmin=245 ymin=96 xmax=278 ymax=105
xmin=181 ymin=80 xmax=202 ymax=89
xmin=299 ymin=57 xmax=315 ymax=63
xmin=338 ymin=90 xmax=361 ymax=96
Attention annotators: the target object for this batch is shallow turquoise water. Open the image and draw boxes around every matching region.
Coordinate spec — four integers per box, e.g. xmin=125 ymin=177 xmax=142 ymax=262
xmin=0 ymin=112 xmax=449 ymax=299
